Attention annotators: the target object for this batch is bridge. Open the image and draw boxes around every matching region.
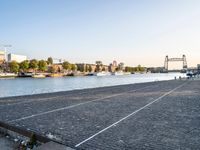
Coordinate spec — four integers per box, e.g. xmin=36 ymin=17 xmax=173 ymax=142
xmin=164 ymin=55 xmax=187 ymax=72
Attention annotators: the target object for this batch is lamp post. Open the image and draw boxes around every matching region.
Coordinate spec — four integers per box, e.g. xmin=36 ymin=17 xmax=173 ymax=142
xmin=0 ymin=45 xmax=12 ymax=72
xmin=3 ymin=45 xmax=12 ymax=62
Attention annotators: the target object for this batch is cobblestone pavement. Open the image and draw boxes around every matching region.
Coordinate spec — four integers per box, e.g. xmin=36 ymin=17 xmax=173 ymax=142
xmin=0 ymin=134 xmax=17 ymax=150
xmin=0 ymin=80 xmax=199 ymax=150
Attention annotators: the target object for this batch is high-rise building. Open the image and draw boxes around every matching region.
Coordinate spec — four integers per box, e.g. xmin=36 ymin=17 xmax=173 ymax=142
xmin=7 ymin=53 xmax=27 ymax=63
xmin=0 ymin=50 xmax=5 ymax=64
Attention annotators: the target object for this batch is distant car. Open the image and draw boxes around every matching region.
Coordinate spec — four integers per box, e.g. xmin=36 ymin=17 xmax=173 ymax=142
xmin=186 ymin=71 xmax=197 ymax=78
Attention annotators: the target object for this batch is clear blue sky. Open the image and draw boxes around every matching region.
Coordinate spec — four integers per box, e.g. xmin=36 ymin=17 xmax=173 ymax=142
xmin=1 ymin=0 xmax=200 ymax=68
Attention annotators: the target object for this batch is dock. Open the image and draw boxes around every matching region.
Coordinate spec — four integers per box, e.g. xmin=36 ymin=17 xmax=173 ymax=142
xmin=0 ymin=80 xmax=200 ymax=149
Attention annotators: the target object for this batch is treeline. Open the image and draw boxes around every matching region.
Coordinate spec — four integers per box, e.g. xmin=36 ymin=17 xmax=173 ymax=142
xmin=5 ymin=57 xmax=146 ymax=74
xmin=8 ymin=59 xmax=48 ymax=73
xmin=7 ymin=57 xmax=77 ymax=73
xmin=125 ymin=65 xmax=146 ymax=72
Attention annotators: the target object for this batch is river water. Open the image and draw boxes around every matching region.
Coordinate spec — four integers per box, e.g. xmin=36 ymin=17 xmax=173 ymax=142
xmin=0 ymin=73 xmax=186 ymax=98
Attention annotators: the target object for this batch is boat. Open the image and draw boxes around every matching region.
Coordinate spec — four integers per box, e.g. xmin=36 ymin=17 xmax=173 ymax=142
xmin=112 ymin=71 xmax=124 ymax=76
xmin=0 ymin=73 xmax=17 ymax=78
xmin=18 ymin=72 xmax=33 ymax=77
xmin=95 ymin=71 xmax=111 ymax=76
xmin=124 ymin=72 xmax=131 ymax=75
xmin=32 ymin=74 xmax=46 ymax=78
xmin=86 ymin=73 xmax=95 ymax=76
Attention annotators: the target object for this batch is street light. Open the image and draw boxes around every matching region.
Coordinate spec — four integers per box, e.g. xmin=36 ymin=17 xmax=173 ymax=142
xmin=0 ymin=44 xmax=12 ymax=62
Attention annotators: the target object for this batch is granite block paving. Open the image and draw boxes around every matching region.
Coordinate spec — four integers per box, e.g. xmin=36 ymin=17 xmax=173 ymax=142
xmin=0 ymin=80 xmax=199 ymax=149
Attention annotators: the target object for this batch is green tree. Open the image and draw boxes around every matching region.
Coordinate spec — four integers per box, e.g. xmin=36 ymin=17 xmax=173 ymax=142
xmin=38 ymin=60 xmax=47 ymax=72
xmin=88 ymin=65 xmax=92 ymax=72
xmin=0 ymin=65 xmax=2 ymax=72
xmin=95 ymin=61 xmax=102 ymax=72
xmin=85 ymin=65 xmax=89 ymax=72
xmin=62 ymin=61 xmax=71 ymax=71
xmin=71 ymin=64 xmax=77 ymax=71
xmin=29 ymin=59 xmax=38 ymax=72
xmin=19 ymin=60 xmax=29 ymax=72
xmin=9 ymin=61 xmax=19 ymax=73
xmin=47 ymin=57 xmax=53 ymax=65
xmin=77 ymin=64 xmax=85 ymax=72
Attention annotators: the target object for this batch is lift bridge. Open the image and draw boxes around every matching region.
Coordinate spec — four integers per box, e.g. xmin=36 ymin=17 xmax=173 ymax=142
xmin=164 ymin=55 xmax=187 ymax=72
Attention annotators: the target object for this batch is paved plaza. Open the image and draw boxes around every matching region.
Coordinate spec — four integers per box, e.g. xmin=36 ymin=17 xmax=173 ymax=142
xmin=0 ymin=80 xmax=199 ymax=149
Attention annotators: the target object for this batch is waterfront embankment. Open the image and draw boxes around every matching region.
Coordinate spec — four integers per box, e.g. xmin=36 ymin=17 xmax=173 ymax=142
xmin=0 ymin=79 xmax=199 ymax=149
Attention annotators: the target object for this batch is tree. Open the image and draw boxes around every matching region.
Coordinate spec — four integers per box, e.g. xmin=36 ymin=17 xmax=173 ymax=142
xmin=71 ymin=64 xmax=77 ymax=71
xmin=85 ymin=65 xmax=89 ymax=72
xmin=77 ymin=64 xmax=85 ymax=72
xmin=38 ymin=60 xmax=47 ymax=72
xmin=29 ymin=59 xmax=38 ymax=73
xmin=47 ymin=57 xmax=53 ymax=65
xmin=88 ymin=65 xmax=92 ymax=72
xmin=95 ymin=61 xmax=102 ymax=72
xmin=9 ymin=61 xmax=19 ymax=73
xmin=19 ymin=60 xmax=29 ymax=72
xmin=62 ymin=61 xmax=71 ymax=71
xmin=0 ymin=65 xmax=2 ymax=72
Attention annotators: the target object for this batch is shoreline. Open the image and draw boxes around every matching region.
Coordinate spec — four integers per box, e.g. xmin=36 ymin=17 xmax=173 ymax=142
xmin=0 ymin=79 xmax=176 ymax=100
xmin=0 ymin=73 xmax=186 ymax=99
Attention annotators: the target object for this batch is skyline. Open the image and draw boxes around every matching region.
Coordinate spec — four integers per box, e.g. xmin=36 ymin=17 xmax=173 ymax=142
xmin=1 ymin=0 xmax=200 ymax=69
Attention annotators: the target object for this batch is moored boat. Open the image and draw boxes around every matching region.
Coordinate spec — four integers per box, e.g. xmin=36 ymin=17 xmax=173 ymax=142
xmin=112 ymin=71 xmax=124 ymax=76
xmin=0 ymin=73 xmax=17 ymax=78
xmin=18 ymin=72 xmax=33 ymax=77
xmin=86 ymin=73 xmax=95 ymax=76
xmin=95 ymin=71 xmax=111 ymax=76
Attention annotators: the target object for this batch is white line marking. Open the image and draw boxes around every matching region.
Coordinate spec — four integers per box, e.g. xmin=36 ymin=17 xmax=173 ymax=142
xmin=8 ymin=85 xmax=154 ymax=123
xmin=75 ymin=82 xmax=187 ymax=147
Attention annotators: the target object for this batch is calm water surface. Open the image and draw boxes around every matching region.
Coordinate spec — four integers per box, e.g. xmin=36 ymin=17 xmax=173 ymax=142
xmin=0 ymin=73 xmax=186 ymax=98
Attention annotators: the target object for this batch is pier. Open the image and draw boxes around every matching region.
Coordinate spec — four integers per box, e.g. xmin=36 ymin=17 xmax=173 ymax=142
xmin=0 ymin=80 xmax=200 ymax=149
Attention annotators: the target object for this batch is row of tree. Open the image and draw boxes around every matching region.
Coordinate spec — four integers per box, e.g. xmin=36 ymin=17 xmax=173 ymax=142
xmin=9 ymin=59 xmax=49 ymax=73
xmin=125 ymin=65 xmax=146 ymax=72
xmin=8 ymin=58 xmax=78 ymax=73
xmin=6 ymin=56 xmax=146 ymax=73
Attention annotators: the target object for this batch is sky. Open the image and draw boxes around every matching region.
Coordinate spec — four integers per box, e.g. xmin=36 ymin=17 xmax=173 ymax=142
xmin=1 ymin=0 xmax=200 ymax=69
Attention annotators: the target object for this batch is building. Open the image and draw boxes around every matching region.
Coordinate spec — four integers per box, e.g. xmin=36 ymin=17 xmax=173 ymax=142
xmin=197 ymin=64 xmax=200 ymax=70
xmin=7 ymin=53 xmax=27 ymax=63
xmin=108 ymin=60 xmax=118 ymax=72
xmin=76 ymin=63 xmax=96 ymax=72
xmin=0 ymin=50 xmax=5 ymax=64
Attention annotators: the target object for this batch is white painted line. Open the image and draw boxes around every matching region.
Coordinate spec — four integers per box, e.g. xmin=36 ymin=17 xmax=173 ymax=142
xmin=8 ymin=85 xmax=154 ymax=123
xmin=75 ymin=82 xmax=187 ymax=147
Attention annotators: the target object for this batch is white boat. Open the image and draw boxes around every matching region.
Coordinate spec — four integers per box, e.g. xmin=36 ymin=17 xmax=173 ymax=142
xmin=112 ymin=71 xmax=124 ymax=76
xmin=124 ymin=72 xmax=131 ymax=75
xmin=95 ymin=71 xmax=111 ymax=76
xmin=0 ymin=73 xmax=17 ymax=78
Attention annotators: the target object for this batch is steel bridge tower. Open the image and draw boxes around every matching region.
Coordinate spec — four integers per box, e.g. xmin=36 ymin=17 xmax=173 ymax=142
xmin=164 ymin=55 xmax=187 ymax=71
